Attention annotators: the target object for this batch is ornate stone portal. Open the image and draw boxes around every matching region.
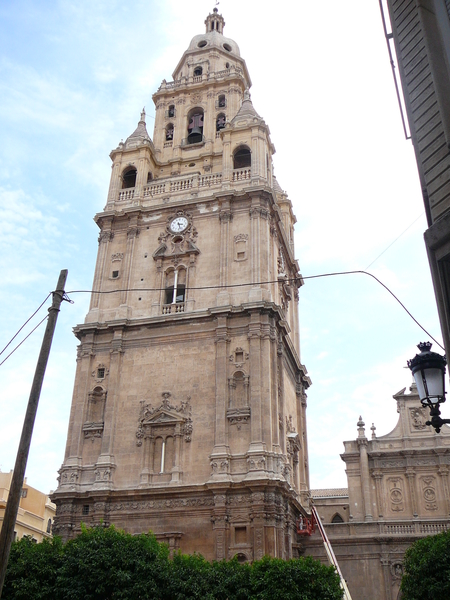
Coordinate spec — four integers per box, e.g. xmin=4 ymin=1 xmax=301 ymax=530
xmin=52 ymin=9 xmax=311 ymax=561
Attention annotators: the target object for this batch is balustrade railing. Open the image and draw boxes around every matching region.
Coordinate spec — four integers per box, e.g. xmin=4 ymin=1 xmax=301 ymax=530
xmin=162 ymin=303 xmax=185 ymax=315
xmin=119 ymin=169 xmax=249 ymax=202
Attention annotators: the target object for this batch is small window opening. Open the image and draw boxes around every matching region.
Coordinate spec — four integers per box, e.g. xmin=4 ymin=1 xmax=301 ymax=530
xmin=122 ymin=167 xmax=137 ymax=189
xmin=233 ymin=147 xmax=251 ymax=169
xmin=20 ymin=488 xmax=27 ymax=498
xmin=218 ymin=95 xmax=226 ymax=108
xmin=237 ymin=252 xmax=245 ymax=260
xmin=82 ymin=505 xmax=90 ymax=515
xmin=236 ymin=553 xmax=247 ymax=564
xmin=193 ymin=66 xmax=203 ymax=76
xmin=164 ymin=268 xmax=186 ymax=304
xmin=166 ymin=123 xmax=174 ymax=141
xmin=197 ymin=40 xmax=207 ymax=48
xmin=235 ymin=350 xmax=244 ymax=362
xmin=168 ymin=104 xmax=175 ymax=117
xmin=97 ymin=368 xmax=105 ymax=379
xmin=331 ymin=513 xmax=344 ymax=524
xmin=46 ymin=519 xmax=52 ymax=534
xmin=223 ymin=43 xmax=232 ymax=52
xmin=112 ymin=270 xmax=119 ymax=279
xmin=147 ymin=172 xmax=153 ymax=183
xmin=225 ymin=62 xmax=230 ymax=69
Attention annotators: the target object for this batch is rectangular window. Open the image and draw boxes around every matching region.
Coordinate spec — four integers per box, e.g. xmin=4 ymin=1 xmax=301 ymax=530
xmin=112 ymin=270 xmax=119 ymax=279
xmin=82 ymin=505 xmax=90 ymax=515
xmin=20 ymin=488 xmax=27 ymax=498
xmin=97 ymin=368 xmax=105 ymax=378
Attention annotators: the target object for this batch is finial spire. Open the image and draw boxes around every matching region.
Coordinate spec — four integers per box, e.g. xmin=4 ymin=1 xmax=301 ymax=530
xmin=140 ymin=107 xmax=146 ymax=123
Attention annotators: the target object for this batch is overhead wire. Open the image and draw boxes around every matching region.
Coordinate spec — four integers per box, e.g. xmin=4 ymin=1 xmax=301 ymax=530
xmin=67 ymin=268 xmax=444 ymax=351
xmin=0 ymin=314 xmax=49 ymax=367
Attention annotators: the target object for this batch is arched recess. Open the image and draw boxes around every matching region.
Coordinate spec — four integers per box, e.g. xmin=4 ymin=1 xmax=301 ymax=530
xmin=122 ymin=166 xmax=137 ymax=189
xmin=233 ymin=146 xmax=251 ymax=169
xmin=228 ymin=370 xmax=249 ymax=409
xmin=331 ymin=513 xmax=344 ymax=524
xmin=187 ymin=108 xmax=204 ymax=144
xmin=86 ymin=386 xmax=107 ymax=424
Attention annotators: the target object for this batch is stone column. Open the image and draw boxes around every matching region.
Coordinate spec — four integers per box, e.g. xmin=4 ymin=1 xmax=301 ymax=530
xmin=372 ymin=469 xmax=385 ymax=518
xmin=120 ymin=218 xmax=140 ymax=310
xmin=209 ymin=316 xmax=231 ymax=480
xmin=89 ymin=224 xmax=114 ymax=314
xmin=212 ymin=493 xmax=228 ymax=560
xmin=406 ymin=468 xmax=418 ymax=517
xmin=438 ymin=465 xmax=450 ymax=515
xmin=217 ymin=197 xmax=232 ymax=305
xmin=357 ymin=417 xmax=373 ymax=522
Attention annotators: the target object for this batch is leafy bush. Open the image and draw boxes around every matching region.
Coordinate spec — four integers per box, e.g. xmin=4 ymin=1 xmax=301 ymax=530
xmin=3 ymin=526 xmax=343 ymax=600
xmin=401 ymin=529 xmax=450 ymax=600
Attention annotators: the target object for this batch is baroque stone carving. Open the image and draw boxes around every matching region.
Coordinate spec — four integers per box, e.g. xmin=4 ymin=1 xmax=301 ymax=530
xmin=98 ymin=231 xmax=114 ymax=244
xmin=388 ymin=477 xmax=405 ymax=512
xmin=234 ymin=233 xmax=248 ymax=243
xmin=136 ymin=392 xmax=193 ymax=445
xmin=111 ymin=252 xmax=124 ymax=262
xmin=409 ymin=407 xmax=428 ymax=430
xmin=421 ymin=476 xmax=438 ymax=511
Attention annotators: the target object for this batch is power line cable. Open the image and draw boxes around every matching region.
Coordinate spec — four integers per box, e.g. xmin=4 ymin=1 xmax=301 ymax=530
xmin=365 ymin=212 xmax=424 ymax=270
xmin=67 ymin=269 xmax=444 ymax=351
xmin=0 ymin=293 xmax=52 ymax=357
xmin=0 ymin=314 xmax=49 ymax=367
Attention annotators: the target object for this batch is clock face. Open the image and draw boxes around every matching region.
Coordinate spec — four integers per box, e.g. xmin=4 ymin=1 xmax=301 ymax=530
xmin=169 ymin=216 xmax=189 ymax=233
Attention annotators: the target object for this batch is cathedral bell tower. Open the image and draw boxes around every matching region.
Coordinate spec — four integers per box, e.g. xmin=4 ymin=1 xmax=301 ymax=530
xmin=53 ymin=9 xmax=311 ymax=561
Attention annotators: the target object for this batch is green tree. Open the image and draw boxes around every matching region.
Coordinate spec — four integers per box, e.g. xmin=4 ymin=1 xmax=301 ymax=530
xmin=250 ymin=555 xmax=343 ymax=600
xmin=3 ymin=525 xmax=343 ymax=600
xmin=55 ymin=525 xmax=169 ymax=600
xmin=1 ymin=535 xmax=64 ymax=600
xmin=401 ymin=529 xmax=450 ymax=600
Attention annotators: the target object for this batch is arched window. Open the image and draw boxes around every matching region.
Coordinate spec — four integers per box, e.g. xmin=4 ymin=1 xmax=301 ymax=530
xmin=218 ymin=94 xmax=226 ymax=108
xmin=331 ymin=513 xmax=344 ymax=524
xmin=147 ymin=172 xmax=153 ymax=183
xmin=187 ymin=109 xmax=204 ymax=144
xmin=193 ymin=66 xmax=203 ymax=76
xmin=216 ymin=113 xmax=226 ymax=132
xmin=233 ymin=147 xmax=251 ymax=169
xmin=122 ymin=167 xmax=137 ymax=189
xmin=46 ymin=518 xmax=52 ymax=533
xmin=164 ymin=268 xmax=186 ymax=305
xmin=168 ymin=104 xmax=175 ymax=118
xmin=166 ymin=123 xmax=174 ymax=141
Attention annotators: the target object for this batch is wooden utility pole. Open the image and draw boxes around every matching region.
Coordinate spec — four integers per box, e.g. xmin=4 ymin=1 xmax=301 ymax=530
xmin=0 ymin=270 xmax=68 ymax=598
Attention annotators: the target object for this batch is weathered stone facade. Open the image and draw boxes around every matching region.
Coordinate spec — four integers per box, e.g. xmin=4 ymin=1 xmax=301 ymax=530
xmin=307 ymin=382 xmax=450 ymax=600
xmin=52 ymin=9 xmax=311 ymax=561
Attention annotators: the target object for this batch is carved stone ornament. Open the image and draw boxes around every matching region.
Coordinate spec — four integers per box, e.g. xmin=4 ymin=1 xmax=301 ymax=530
xmin=234 ymin=233 xmax=248 ymax=243
xmin=390 ymin=562 xmax=404 ymax=579
xmin=409 ymin=407 xmax=428 ymax=430
xmin=111 ymin=252 xmax=124 ymax=262
xmin=388 ymin=478 xmax=405 ymax=512
xmin=227 ymin=407 xmax=251 ymax=429
xmin=229 ymin=347 xmax=249 ymax=368
xmin=421 ymin=476 xmax=438 ymax=510
xmin=153 ymin=211 xmax=200 ymax=260
xmin=91 ymin=364 xmax=109 ymax=381
xmin=83 ymin=422 xmax=104 ymax=442
xmin=98 ymin=231 xmax=114 ymax=244
xmin=136 ymin=392 xmax=193 ymax=445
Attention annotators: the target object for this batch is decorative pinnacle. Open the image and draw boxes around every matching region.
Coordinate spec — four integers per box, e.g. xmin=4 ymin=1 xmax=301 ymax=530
xmin=357 ymin=416 xmax=366 ymax=438
xmin=371 ymin=423 xmax=376 ymax=439
xmin=140 ymin=107 xmax=146 ymax=123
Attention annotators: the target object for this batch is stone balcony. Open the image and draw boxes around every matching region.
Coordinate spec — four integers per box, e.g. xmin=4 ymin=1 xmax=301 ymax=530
xmin=111 ymin=169 xmax=254 ymax=209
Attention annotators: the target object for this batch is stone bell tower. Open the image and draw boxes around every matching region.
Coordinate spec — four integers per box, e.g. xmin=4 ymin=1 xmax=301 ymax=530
xmin=53 ymin=9 xmax=311 ymax=561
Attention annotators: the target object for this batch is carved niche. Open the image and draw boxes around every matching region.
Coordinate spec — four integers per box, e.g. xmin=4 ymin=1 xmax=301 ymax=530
xmin=409 ymin=407 xmax=428 ymax=430
xmin=83 ymin=386 xmax=106 ymax=442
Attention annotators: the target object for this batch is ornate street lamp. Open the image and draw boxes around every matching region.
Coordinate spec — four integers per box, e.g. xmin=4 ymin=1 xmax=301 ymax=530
xmin=407 ymin=342 xmax=448 ymax=433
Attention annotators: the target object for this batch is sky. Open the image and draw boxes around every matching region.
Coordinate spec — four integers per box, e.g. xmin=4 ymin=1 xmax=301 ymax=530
xmin=0 ymin=0 xmax=443 ymax=495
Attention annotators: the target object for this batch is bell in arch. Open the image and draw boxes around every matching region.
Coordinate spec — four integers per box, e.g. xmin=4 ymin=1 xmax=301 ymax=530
xmin=188 ymin=127 xmax=203 ymax=144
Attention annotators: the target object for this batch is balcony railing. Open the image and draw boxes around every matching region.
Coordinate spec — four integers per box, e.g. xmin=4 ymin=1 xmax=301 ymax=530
xmin=162 ymin=303 xmax=185 ymax=315
xmin=118 ymin=188 xmax=135 ymax=201
xmin=232 ymin=168 xmax=251 ymax=181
